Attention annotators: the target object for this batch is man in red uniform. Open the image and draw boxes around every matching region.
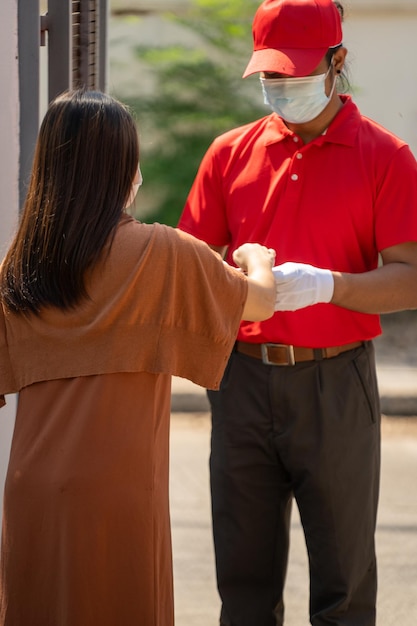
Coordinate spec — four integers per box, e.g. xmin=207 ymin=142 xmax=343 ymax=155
xmin=178 ymin=0 xmax=417 ymax=624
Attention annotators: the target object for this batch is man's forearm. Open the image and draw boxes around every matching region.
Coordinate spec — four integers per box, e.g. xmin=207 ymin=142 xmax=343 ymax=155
xmin=332 ymin=263 xmax=417 ymax=314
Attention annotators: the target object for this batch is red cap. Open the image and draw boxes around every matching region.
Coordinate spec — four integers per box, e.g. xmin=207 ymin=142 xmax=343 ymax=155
xmin=243 ymin=0 xmax=343 ymax=78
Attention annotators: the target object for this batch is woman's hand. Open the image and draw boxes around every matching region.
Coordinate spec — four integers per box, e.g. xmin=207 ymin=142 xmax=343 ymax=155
xmin=233 ymin=243 xmax=276 ymax=273
xmin=232 ymin=244 xmax=276 ymax=321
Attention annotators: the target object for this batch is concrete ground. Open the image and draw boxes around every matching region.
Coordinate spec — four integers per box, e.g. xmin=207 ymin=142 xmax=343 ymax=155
xmin=169 ymin=412 xmax=417 ymax=626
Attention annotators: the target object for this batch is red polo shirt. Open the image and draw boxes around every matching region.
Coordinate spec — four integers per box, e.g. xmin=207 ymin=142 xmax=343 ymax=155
xmin=178 ymin=96 xmax=417 ymax=346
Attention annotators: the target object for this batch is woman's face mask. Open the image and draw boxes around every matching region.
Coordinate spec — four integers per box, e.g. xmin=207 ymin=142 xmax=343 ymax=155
xmin=125 ymin=165 xmax=143 ymax=208
xmin=260 ymin=61 xmax=336 ymax=124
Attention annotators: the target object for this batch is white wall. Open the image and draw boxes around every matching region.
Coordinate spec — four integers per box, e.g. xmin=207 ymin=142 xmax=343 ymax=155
xmin=343 ymin=10 xmax=417 ymax=156
xmin=0 ymin=0 xmax=19 ymax=508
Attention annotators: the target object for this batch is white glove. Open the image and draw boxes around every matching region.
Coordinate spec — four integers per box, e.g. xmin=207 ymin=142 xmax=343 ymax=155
xmin=272 ymin=262 xmax=334 ymax=311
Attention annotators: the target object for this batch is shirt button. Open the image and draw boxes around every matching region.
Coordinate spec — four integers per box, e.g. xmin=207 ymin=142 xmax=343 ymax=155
xmin=296 ymin=152 xmax=303 ymax=159
xmin=291 ymin=174 xmax=299 ymax=181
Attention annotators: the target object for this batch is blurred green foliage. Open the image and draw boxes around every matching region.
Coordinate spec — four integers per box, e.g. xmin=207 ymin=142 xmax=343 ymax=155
xmin=124 ymin=0 xmax=266 ymax=226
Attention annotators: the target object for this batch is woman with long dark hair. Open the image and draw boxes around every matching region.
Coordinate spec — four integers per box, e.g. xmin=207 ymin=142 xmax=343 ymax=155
xmin=0 ymin=89 xmax=275 ymax=626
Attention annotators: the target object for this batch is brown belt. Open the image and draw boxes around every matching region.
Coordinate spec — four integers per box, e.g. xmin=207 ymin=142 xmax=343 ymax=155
xmin=235 ymin=340 xmax=363 ymax=366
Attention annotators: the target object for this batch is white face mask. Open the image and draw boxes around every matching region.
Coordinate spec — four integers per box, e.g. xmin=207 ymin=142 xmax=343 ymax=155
xmin=260 ymin=62 xmax=336 ymax=124
xmin=124 ymin=165 xmax=143 ymax=208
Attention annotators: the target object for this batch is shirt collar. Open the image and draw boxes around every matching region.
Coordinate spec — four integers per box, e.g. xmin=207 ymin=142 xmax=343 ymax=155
xmin=263 ymin=95 xmax=362 ymax=148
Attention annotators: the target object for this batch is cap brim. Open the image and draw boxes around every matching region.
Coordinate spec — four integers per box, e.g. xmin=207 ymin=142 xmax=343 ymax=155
xmin=242 ymin=47 xmax=328 ymax=78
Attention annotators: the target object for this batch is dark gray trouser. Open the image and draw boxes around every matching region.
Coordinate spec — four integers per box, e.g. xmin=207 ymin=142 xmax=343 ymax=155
xmin=208 ymin=341 xmax=381 ymax=626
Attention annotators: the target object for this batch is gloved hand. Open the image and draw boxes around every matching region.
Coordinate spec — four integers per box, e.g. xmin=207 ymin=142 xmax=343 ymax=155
xmin=272 ymin=262 xmax=334 ymax=311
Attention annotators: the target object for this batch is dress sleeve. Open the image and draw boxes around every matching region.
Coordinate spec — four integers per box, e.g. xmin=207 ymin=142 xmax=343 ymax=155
xmin=146 ymin=225 xmax=247 ymax=389
xmin=0 ymin=303 xmax=18 ymax=401
xmin=0 ymin=220 xmax=247 ymax=393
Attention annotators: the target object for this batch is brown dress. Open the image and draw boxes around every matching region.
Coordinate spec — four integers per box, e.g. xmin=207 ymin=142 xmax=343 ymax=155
xmin=0 ymin=215 xmax=247 ymax=626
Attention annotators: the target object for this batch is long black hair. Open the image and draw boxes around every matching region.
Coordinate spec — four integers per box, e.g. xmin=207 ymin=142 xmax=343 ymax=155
xmin=0 ymin=89 xmax=139 ymax=314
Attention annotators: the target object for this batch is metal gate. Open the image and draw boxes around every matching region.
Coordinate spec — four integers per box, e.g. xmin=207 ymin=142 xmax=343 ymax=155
xmin=18 ymin=0 xmax=108 ymax=206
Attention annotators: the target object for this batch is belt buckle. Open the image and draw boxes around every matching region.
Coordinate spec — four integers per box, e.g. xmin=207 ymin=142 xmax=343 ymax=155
xmin=261 ymin=343 xmax=295 ymax=366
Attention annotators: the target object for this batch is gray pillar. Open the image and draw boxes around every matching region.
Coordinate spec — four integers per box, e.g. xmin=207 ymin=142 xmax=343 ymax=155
xmin=18 ymin=0 xmax=40 ymax=208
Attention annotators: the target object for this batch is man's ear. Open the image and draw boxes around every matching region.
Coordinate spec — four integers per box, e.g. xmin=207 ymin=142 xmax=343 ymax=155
xmin=333 ymin=46 xmax=348 ymax=73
